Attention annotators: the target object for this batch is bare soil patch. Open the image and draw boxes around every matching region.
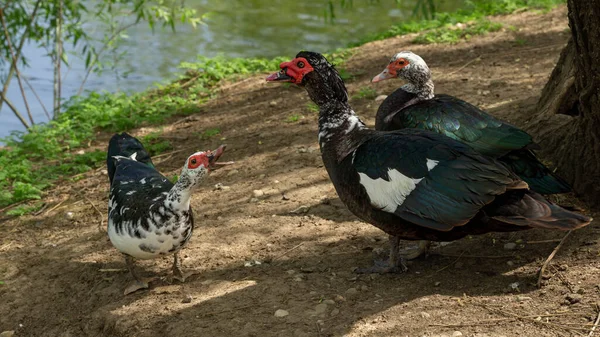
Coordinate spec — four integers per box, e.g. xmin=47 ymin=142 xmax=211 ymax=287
xmin=1 ymin=6 xmax=599 ymax=337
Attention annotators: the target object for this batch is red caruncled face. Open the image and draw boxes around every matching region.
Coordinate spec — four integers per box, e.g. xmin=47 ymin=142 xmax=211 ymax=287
xmin=187 ymin=153 xmax=209 ymax=170
xmin=266 ymin=57 xmax=315 ymax=84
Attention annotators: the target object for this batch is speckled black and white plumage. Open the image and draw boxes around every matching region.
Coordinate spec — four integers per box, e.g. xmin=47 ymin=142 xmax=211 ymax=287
xmin=106 ymin=132 xmax=223 ymax=293
xmin=372 ymin=51 xmax=572 ymax=195
xmin=267 ymin=51 xmax=592 ymax=272
xmin=107 ymin=156 xmax=194 ymax=260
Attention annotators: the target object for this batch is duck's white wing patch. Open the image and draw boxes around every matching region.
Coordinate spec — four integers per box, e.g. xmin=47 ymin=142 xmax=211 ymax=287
xmin=358 ymin=169 xmax=423 ymax=213
xmin=426 ymin=159 xmax=439 ymax=170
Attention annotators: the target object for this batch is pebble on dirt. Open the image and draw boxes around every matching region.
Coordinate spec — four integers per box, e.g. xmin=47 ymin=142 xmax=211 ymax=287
xmin=274 ymin=309 xmax=289 ymax=317
xmin=345 ymin=288 xmax=358 ymax=295
xmin=565 ymin=293 xmax=583 ymax=304
xmin=503 ymin=242 xmax=517 ymax=250
xmin=315 ymin=303 xmax=328 ymax=314
xmin=181 ymin=294 xmax=193 ymax=303
xmin=0 ymin=331 xmax=15 ymax=337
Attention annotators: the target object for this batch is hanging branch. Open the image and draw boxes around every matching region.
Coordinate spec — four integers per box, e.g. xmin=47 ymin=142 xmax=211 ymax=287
xmin=0 ymin=96 xmax=30 ymax=129
xmin=22 ymin=76 xmax=51 ymax=120
xmin=0 ymin=0 xmax=41 ymax=114
xmin=0 ymin=8 xmax=35 ymax=125
xmin=76 ymin=21 xmax=138 ymax=96
xmin=53 ymin=0 xmax=64 ymax=119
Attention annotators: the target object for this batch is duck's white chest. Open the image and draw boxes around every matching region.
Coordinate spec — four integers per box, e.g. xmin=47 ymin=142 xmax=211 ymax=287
xmin=108 ymin=212 xmax=193 ymax=259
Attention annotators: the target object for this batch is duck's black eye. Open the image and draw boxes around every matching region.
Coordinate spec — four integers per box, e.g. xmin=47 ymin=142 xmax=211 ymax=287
xmin=191 ymin=158 xmax=197 ymax=165
xmin=297 ymin=61 xmax=305 ymax=68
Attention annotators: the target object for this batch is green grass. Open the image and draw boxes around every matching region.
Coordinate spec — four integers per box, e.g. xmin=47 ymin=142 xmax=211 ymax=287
xmin=513 ymin=37 xmax=528 ymax=45
xmin=286 ymin=114 xmax=303 ymax=123
xmin=350 ymin=0 xmax=565 ymax=46
xmin=141 ymin=132 xmax=173 ymax=156
xmin=6 ymin=202 xmax=44 ymax=216
xmin=412 ymin=20 xmax=503 ymax=44
xmin=305 ymin=102 xmax=320 ymax=113
xmin=352 ymin=86 xmax=378 ymax=100
xmin=199 ymin=128 xmax=221 ymax=139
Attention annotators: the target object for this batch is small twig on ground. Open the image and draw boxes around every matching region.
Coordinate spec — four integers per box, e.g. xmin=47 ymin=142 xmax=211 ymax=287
xmin=527 ymin=239 xmax=564 ymax=244
xmin=589 ymin=309 xmax=600 ymax=337
xmin=316 ymin=322 xmax=322 ymax=337
xmin=151 ymin=147 xmax=195 ymax=160
xmin=550 ymin=264 xmax=576 ymax=293
xmin=442 ymin=56 xmax=481 ymax=78
xmin=153 ymin=154 xmax=174 ymax=166
xmin=98 ymin=268 xmax=127 ymax=273
xmin=44 ymin=198 xmax=68 ymax=215
xmin=219 ymin=76 xmax=258 ymax=92
xmin=538 ymin=230 xmax=573 ymax=288
xmin=172 ymin=116 xmax=199 ymax=125
xmin=32 ymin=203 xmax=48 ymax=216
xmin=69 ymin=166 xmax=105 ymax=181
xmin=197 ymin=304 xmax=256 ymax=318
xmin=430 ymin=252 xmax=515 ymax=259
xmin=433 ymin=250 xmax=466 ymax=273
xmin=0 ymin=241 xmax=14 ymax=251
xmin=430 ymin=312 xmax=580 ymax=327
xmin=485 ymin=305 xmax=590 ymax=333
xmin=75 ymin=188 xmax=105 ymax=233
xmin=179 ymin=74 xmax=201 ymax=89
xmin=272 ymin=242 xmax=305 ymax=264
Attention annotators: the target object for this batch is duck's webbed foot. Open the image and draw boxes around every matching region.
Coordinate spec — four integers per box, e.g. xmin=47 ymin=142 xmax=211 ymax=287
xmin=124 ymin=255 xmax=150 ymax=295
xmin=355 ymin=235 xmax=408 ymax=274
xmin=170 ymin=252 xmax=196 ymax=283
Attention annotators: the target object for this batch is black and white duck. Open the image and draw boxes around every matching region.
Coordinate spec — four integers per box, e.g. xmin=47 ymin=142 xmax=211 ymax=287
xmin=106 ymin=132 xmax=226 ymax=294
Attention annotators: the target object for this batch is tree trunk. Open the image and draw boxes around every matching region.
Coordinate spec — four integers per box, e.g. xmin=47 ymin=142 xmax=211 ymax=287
xmin=528 ymin=0 xmax=600 ymax=206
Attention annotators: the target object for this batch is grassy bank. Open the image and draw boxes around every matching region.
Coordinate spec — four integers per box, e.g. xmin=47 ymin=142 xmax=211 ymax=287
xmin=0 ymin=0 xmax=565 ymax=214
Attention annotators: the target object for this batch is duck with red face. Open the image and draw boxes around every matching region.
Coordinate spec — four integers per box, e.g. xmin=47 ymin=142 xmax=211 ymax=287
xmin=106 ymin=132 xmax=227 ymax=294
xmin=266 ymin=51 xmax=591 ymax=274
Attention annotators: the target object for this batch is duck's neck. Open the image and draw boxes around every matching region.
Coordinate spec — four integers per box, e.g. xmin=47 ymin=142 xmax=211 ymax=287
xmin=401 ymin=67 xmax=435 ymax=99
xmin=166 ymin=172 xmax=194 ymax=212
xmin=317 ymin=100 xmax=365 ymax=142
xmin=309 ymin=95 xmax=366 ymax=163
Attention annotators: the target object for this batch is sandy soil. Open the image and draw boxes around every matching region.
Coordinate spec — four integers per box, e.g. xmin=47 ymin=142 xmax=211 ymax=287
xmin=1 ymin=6 xmax=599 ymax=337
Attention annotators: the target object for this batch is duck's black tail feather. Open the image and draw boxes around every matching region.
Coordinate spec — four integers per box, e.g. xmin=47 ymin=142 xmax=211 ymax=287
xmin=499 ymin=149 xmax=572 ymax=195
xmin=106 ymin=132 xmax=153 ymax=184
xmin=489 ymin=190 xmax=592 ymax=230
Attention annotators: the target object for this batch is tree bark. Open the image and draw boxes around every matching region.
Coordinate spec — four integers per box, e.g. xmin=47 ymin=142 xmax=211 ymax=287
xmin=529 ymin=0 xmax=600 ymax=206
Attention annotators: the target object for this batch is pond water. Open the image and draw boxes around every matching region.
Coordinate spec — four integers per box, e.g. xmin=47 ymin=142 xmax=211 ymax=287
xmin=0 ymin=0 xmax=462 ymax=139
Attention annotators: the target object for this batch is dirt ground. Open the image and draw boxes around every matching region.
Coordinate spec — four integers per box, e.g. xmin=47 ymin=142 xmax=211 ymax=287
xmin=1 ymin=6 xmax=599 ymax=337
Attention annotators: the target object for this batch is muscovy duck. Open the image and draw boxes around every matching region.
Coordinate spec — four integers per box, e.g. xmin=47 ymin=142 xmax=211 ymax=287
xmin=266 ymin=51 xmax=591 ymax=273
xmin=372 ymin=51 xmax=571 ymax=195
xmin=107 ymin=132 xmax=225 ymax=294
